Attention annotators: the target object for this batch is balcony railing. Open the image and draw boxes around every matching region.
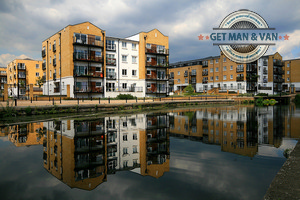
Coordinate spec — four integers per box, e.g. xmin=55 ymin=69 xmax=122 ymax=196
xmin=106 ymin=44 xmax=116 ymax=51
xmin=263 ymin=60 xmax=268 ymax=66
xmin=106 ymin=87 xmax=143 ymax=92
xmin=0 ymin=78 xmax=7 ymax=83
xmin=73 ymin=36 xmax=104 ymax=47
xmin=146 ymin=74 xmax=167 ymax=80
xmin=202 ymin=61 xmax=208 ymax=67
xmin=145 ymin=46 xmax=169 ymax=55
xmin=274 ymin=59 xmax=283 ymax=66
xmin=202 ymin=80 xmax=208 ymax=84
xmin=258 ymin=86 xmax=272 ymax=90
xmin=74 ymin=85 xmax=104 ymax=93
xmin=73 ymin=69 xmax=103 ymax=78
xmin=42 ymin=49 xmax=46 ymax=57
xmin=236 ymin=68 xmax=244 ymax=73
xmin=169 ymin=79 xmax=174 ymax=84
xmin=106 ymin=58 xmax=116 ymax=66
xmin=202 ymin=71 xmax=208 ymax=76
xmin=17 ymin=64 xmax=26 ymax=70
xmin=42 ymin=63 xmax=46 ymax=70
xmin=236 ymin=76 xmax=244 ymax=81
xmin=274 ymin=68 xmax=284 ymax=74
xmin=53 ymin=44 xmax=56 ymax=52
xmin=106 ymin=72 xmax=116 ymax=80
xmin=274 ymin=78 xmax=284 ymax=83
xmin=146 ymin=88 xmax=167 ymax=94
xmin=146 ymin=59 xmax=168 ymax=67
xmin=73 ymin=52 xmax=103 ymax=63
xmin=190 ymin=72 xmax=197 ymax=76
xmin=53 ymin=58 xmax=56 ymax=66
xmin=184 ymin=72 xmax=188 ymax=77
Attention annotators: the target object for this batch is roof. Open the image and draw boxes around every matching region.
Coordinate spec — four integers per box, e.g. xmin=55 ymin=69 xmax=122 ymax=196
xmin=169 ymin=55 xmax=220 ymax=68
xmin=42 ymin=21 xmax=105 ymax=42
xmin=126 ymin=28 xmax=168 ymax=39
xmin=106 ymin=36 xmax=139 ymax=43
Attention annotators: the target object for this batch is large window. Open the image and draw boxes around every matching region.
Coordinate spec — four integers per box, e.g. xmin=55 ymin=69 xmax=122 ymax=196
xmin=122 ymin=69 xmax=127 ymax=76
xmin=122 ymin=42 xmax=127 ymax=48
xmin=122 ymin=55 xmax=127 ymax=62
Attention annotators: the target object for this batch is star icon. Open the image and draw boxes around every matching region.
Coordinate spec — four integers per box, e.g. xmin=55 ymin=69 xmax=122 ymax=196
xmin=279 ymin=36 xmax=282 ymax=40
xmin=205 ymin=35 xmax=210 ymax=40
xmin=198 ymin=34 xmax=204 ymax=40
xmin=284 ymin=34 xmax=289 ymax=40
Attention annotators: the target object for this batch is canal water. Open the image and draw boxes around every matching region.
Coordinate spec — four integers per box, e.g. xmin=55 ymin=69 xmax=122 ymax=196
xmin=0 ymin=105 xmax=299 ymax=200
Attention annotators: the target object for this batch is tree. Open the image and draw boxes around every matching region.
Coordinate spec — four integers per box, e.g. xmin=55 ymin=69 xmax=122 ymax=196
xmin=184 ymin=84 xmax=194 ymax=94
xmin=36 ymin=76 xmax=44 ymax=95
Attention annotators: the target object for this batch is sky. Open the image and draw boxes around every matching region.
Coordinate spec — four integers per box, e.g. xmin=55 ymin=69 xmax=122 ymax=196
xmin=0 ymin=0 xmax=300 ymax=67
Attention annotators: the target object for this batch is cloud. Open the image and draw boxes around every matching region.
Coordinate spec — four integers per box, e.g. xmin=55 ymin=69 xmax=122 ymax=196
xmin=0 ymin=53 xmax=30 ymax=67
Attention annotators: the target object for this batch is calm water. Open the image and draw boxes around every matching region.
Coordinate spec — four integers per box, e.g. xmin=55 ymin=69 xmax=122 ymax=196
xmin=0 ymin=105 xmax=299 ymax=200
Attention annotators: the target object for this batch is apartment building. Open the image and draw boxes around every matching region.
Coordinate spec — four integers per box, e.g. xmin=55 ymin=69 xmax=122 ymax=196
xmin=283 ymin=58 xmax=300 ymax=93
xmin=42 ymin=22 xmax=105 ymax=98
xmin=0 ymin=67 xmax=7 ymax=96
xmin=6 ymin=58 xmax=43 ymax=97
xmin=42 ymin=22 xmax=169 ymax=98
xmin=170 ymin=52 xmax=286 ymax=95
xmin=105 ymin=37 xmax=143 ymax=97
xmin=127 ymin=29 xmax=169 ymax=97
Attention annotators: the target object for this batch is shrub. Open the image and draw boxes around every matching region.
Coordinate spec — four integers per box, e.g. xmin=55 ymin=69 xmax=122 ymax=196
xmin=255 ymin=97 xmax=264 ymax=106
xmin=25 ymin=106 xmax=32 ymax=115
xmin=116 ymin=94 xmax=135 ymax=100
xmin=294 ymin=94 xmax=300 ymax=104
xmin=183 ymin=84 xmax=194 ymax=94
xmin=256 ymin=93 xmax=268 ymax=96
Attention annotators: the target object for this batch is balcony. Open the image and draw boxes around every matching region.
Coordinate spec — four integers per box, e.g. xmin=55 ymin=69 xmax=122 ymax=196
xmin=106 ymin=72 xmax=116 ymax=80
xmin=73 ymin=68 xmax=103 ymax=78
xmin=263 ymin=69 xmax=268 ymax=74
xmin=42 ymin=63 xmax=46 ymax=70
xmin=52 ymin=44 xmax=56 ymax=52
xmin=236 ymin=76 xmax=244 ymax=81
xmin=53 ymin=73 xmax=56 ymax=81
xmin=169 ymin=79 xmax=174 ymax=85
xmin=184 ymin=72 xmax=188 ymax=77
xmin=202 ymin=61 xmax=208 ymax=67
xmin=236 ymin=68 xmax=244 ymax=73
xmin=202 ymin=80 xmax=208 ymax=84
xmin=274 ymin=68 xmax=284 ymax=74
xmin=73 ymin=36 xmax=104 ymax=47
xmin=145 ymin=45 xmax=169 ymax=55
xmin=190 ymin=72 xmax=197 ymax=76
xmin=73 ymin=52 xmax=103 ymax=63
xmin=263 ymin=78 xmax=268 ymax=83
xmin=246 ymin=65 xmax=257 ymax=72
xmin=53 ymin=58 xmax=56 ymax=67
xmin=17 ymin=64 xmax=26 ymax=70
xmin=0 ymin=78 xmax=7 ymax=83
xmin=202 ymin=71 xmax=208 ymax=76
xmin=146 ymin=59 xmax=168 ymax=68
xmin=146 ymin=88 xmax=167 ymax=94
xmin=106 ymin=58 xmax=116 ymax=66
xmin=274 ymin=78 xmax=284 ymax=83
xmin=274 ymin=59 xmax=283 ymax=66
xmin=263 ymin=60 xmax=268 ymax=66
xmin=74 ymin=85 xmax=104 ymax=93
xmin=42 ymin=49 xmax=46 ymax=57
xmin=258 ymin=85 xmax=272 ymax=90
xmin=146 ymin=73 xmax=167 ymax=81
xmin=106 ymin=44 xmax=116 ymax=51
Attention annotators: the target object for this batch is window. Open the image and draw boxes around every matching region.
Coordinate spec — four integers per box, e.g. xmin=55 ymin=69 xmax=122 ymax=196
xmin=132 ymin=70 xmax=137 ymax=76
xmin=50 ymin=70 xmax=52 ymax=77
xmin=122 ymin=83 xmax=127 ymax=89
xmin=223 ymin=66 xmax=227 ymax=71
xmin=185 ymin=78 xmax=188 ymax=83
xmin=215 ymin=59 xmax=218 ymax=63
xmin=123 ymin=134 xmax=128 ymax=141
xmin=210 ymin=68 xmax=213 ymax=72
xmin=178 ymin=79 xmax=180 ymax=83
xmin=147 ymin=83 xmax=151 ymax=88
xmin=123 ymin=148 xmax=128 ymax=154
xmin=49 ymin=42 xmax=51 ymax=50
xmin=216 ymin=76 xmax=219 ymax=80
xmin=210 ymin=76 xmax=213 ymax=81
xmin=230 ymin=65 xmax=233 ymax=70
xmin=132 ymin=43 xmax=137 ymax=50
xmin=237 ymin=83 xmax=242 ymax=89
xmin=178 ymin=71 xmax=180 ymax=75
xmin=287 ymin=63 xmax=290 ymax=67
xmin=132 ymin=56 xmax=137 ymax=63
xmin=287 ymin=78 xmax=290 ymax=81
xmin=230 ymin=75 xmax=233 ymax=79
xmin=223 ymin=75 xmax=227 ymax=80
xmin=216 ymin=67 xmax=219 ymax=72
xmin=223 ymin=57 xmax=226 ymax=62
xmin=36 ymin=72 xmax=39 ymax=77
xmin=287 ymin=71 xmax=290 ymax=74
xmin=122 ymin=69 xmax=127 ymax=76
xmin=210 ymin=60 xmax=213 ymax=64
xmin=133 ymin=146 xmax=138 ymax=153
xmin=133 ymin=134 xmax=137 ymax=140
xmin=122 ymin=55 xmax=127 ymax=62
xmin=123 ymin=121 xmax=127 ymax=127
xmin=50 ymin=56 xmax=51 ymax=64
xmin=122 ymin=42 xmax=127 ymax=48
xmin=96 ymin=82 xmax=102 ymax=87
xmin=147 ymin=70 xmax=151 ymax=75
xmin=36 ymin=64 xmax=39 ymax=69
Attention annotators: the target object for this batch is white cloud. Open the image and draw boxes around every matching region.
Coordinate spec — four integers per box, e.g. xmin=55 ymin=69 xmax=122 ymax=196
xmin=0 ymin=54 xmax=30 ymax=67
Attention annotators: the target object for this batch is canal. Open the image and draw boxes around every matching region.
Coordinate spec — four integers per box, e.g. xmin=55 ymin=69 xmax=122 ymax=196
xmin=0 ymin=105 xmax=299 ymax=200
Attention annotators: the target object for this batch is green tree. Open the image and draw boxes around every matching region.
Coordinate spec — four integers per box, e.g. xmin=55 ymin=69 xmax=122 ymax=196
xmin=36 ymin=76 xmax=44 ymax=95
xmin=184 ymin=84 xmax=194 ymax=94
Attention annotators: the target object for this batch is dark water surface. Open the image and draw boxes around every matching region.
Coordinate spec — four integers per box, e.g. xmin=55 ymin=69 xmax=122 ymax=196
xmin=0 ymin=105 xmax=299 ymax=200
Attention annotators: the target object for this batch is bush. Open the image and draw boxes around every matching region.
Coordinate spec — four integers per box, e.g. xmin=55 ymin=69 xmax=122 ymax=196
xmin=295 ymin=94 xmax=300 ymax=104
xmin=255 ymin=97 xmax=264 ymax=106
xmin=25 ymin=106 xmax=32 ymax=115
xmin=256 ymin=93 xmax=268 ymax=96
xmin=183 ymin=84 xmax=194 ymax=94
xmin=116 ymin=94 xmax=135 ymax=100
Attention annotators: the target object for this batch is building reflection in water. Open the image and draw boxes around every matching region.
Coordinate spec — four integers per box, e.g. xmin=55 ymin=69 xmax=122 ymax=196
xmin=0 ymin=105 xmax=299 ymax=190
